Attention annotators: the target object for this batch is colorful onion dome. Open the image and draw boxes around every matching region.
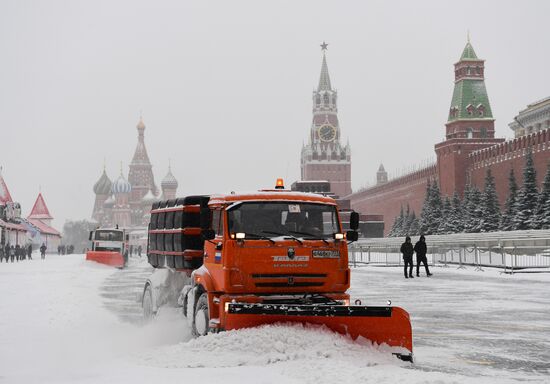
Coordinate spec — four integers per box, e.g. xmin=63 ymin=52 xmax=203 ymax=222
xmin=111 ymin=173 xmax=132 ymax=195
xmin=161 ymin=166 xmax=178 ymax=190
xmin=93 ymin=169 xmax=112 ymax=195
xmin=141 ymin=189 xmax=158 ymax=204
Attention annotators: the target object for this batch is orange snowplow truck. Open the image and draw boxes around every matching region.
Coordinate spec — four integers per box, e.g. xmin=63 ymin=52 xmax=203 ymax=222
xmin=86 ymin=227 xmax=129 ymax=268
xmin=142 ymin=182 xmax=413 ymax=361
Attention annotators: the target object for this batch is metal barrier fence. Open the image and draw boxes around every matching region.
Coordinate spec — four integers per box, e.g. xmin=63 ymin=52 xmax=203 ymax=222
xmin=349 ymin=229 xmax=550 ymax=274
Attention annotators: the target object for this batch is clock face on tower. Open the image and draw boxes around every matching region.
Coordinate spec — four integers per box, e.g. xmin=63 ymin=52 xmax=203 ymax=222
xmin=318 ymin=124 xmax=336 ymax=142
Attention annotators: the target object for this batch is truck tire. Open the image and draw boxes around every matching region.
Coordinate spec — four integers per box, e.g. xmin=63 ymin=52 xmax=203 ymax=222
xmin=148 ymin=253 xmax=158 ymax=267
xmin=166 ymin=255 xmax=175 ymax=268
xmin=183 ymin=195 xmax=209 ymax=206
xmin=174 ymin=255 xmax=184 ymax=269
xmin=192 ymin=293 xmax=209 ymax=337
xmin=142 ymin=284 xmax=155 ymax=322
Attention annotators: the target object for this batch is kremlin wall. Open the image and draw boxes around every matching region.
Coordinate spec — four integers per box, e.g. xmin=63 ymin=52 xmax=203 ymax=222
xmin=346 ymin=41 xmax=550 ymax=235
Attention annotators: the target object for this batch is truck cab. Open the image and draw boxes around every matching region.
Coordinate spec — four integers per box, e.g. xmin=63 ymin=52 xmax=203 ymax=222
xmin=179 ymin=190 xmax=359 ymax=336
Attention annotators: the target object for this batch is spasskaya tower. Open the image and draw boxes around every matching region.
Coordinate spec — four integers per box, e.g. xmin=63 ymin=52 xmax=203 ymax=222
xmin=300 ymin=42 xmax=352 ymax=197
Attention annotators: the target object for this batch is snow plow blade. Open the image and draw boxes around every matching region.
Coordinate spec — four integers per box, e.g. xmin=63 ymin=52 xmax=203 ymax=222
xmin=86 ymin=251 xmax=125 ymax=268
xmin=225 ymin=303 xmax=413 ymax=362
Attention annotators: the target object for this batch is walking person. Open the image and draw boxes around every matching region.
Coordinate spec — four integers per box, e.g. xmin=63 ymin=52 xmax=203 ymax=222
xmin=40 ymin=243 xmax=47 ymax=260
xmin=15 ymin=244 xmax=21 ymax=262
xmin=414 ymin=235 xmax=432 ymax=277
xmin=10 ymin=245 xmax=15 ymax=262
xmin=137 ymin=245 xmax=142 ymax=258
xmin=400 ymin=236 xmax=414 ymax=279
xmin=4 ymin=243 xmax=10 ymax=263
xmin=0 ymin=245 xmax=3 ymax=263
xmin=27 ymin=244 xmax=32 ymax=260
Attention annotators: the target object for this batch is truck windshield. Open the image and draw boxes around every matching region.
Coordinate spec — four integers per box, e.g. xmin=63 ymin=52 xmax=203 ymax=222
xmin=94 ymin=230 xmax=123 ymax=242
xmin=227 ymin=202 xmax=340 ymax=239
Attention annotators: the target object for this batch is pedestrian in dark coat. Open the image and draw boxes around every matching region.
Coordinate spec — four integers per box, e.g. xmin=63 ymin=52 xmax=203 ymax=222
xmin=10 ymin=245 xmax=15 ymax=262
xmin=40 ymin=243 xmax=47 ymax=259
xmin=0 ymin=245 xmax=3 ymax=263
xmin=400 ymin=236 xmax=414 ymax=279
xmin=137 ymin=245 xmax=142 ymax=257
xmin=414 ymin=235 xmax=432 ymax=277
xmin=15 ymin=244 xmax=21 ymax=262
xmin=4 ymin=243 xmax=10 ymax=262
xmin=27 ymin=244 xmax=32 ymax=260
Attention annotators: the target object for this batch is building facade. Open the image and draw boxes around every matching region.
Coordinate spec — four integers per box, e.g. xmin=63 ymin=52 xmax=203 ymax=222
xmin=301 ymin=44 xmax=352 ymax=198
xmin=25 ymin=192 xmax=61 ymax=250
xmin=509 ymin=97 xmax=550 ymax=138
xmin=0 ymin=171 xmax=61 ymax=251
xmin=91 ymin=117 xmax=179 ymax=229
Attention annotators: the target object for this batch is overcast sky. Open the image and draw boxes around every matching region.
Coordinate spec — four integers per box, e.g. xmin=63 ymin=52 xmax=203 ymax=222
xmin=1 ymin=0 xmax=548 ymax=229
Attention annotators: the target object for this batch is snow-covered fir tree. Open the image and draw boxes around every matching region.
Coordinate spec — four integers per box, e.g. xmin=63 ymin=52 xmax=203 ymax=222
xmin=513 ymin=151 xmax=538 ymax=230
xmin=389 ymin=205 xmax=405 ymax=237
xmin=401 ymin=204 xmax=412 ymax=235
xmin=462 ymin=185 xmax=473 ymax=232
xmin=471 ymin=187 xmax=484 ymax=232
xmin=463 ymin=184 xmax=482 ymax=232
xmin=479 ymin=169 xmax=501 ymax=232
xmin=437 ymin=196 xmax=453 ymax=234
xmin=500 ymin=168 xmax=518 ymax=231
xmin=533 ymin=162 xmax=550 ymax=229
xmin=429 ymin=182 xmax=443 ymax=234
xmin=419 ymin=179 xmax=432 ymax=235
xmin=448 ymin=191 xmax=464 ymax=233
xmin=419 ymin=179 xmax=443 ymax=235
xmin=408 ymin=211 xmax=420 ymax=236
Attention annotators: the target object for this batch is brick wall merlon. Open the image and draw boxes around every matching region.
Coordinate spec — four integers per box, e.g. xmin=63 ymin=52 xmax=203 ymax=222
xmin=470 ymin=128 xmax=550 ymax=165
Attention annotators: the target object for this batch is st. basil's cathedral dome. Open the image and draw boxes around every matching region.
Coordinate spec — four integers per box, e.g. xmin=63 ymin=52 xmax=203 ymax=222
xmin=112 ymin=173 xmax=132 ymax=195
xmin=93 ymin=169 xmax=112 ymax=195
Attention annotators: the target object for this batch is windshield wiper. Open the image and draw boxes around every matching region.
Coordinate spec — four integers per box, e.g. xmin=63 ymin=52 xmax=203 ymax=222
xmin=288 ymin=230 xmax=330 ymax=245
xmin=243 ymin=232 xmax=275 ymax=244
xmin=261 ymin=230 xmax=303 ymax=245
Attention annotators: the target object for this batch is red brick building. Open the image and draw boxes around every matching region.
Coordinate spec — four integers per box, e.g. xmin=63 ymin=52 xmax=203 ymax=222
xmin=348 ymin=40 xmax=550 ymax=235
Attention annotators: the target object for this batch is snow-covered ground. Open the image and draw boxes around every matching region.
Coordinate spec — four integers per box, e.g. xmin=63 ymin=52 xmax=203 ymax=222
xmin=0 ymin=254 xmax=549 ymax=383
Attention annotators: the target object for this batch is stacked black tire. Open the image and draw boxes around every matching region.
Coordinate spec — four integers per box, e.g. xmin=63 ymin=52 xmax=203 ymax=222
xmin=147 ymin=195 xmax=210 ymax=270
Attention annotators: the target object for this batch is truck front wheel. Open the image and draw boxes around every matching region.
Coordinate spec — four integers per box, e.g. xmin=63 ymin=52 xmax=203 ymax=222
xmin=192 ymin=293 xmax=209 ymax=337
xmin=142 ymin=284 xmax=155 ymax=322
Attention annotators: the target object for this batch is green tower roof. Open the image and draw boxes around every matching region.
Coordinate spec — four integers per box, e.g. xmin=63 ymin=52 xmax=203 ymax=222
xmin=460 ymin=41 xmax=478 ymax=61
xmin=448 ymin=39 xmax=493 ymax=122
xmin=448 ymin=79 xmax=493 ymax=121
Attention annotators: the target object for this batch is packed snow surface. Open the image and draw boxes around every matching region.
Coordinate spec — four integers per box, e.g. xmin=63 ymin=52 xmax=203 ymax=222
xmin=0 ymin=254 xmax=549 ymax=383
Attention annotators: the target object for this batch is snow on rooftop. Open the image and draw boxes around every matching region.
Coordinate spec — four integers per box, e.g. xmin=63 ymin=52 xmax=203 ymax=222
xmin=0 ymin=173 xmax=13 ymax=205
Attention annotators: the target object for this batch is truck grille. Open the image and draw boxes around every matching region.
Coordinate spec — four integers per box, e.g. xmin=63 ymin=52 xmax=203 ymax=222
xmin=251 ymin=273 xmax=327 ymax=278
xmin=252 ymin=273 xmax=326 ymax=288
xmin=255 ymin=282 xmax=324 ymax=288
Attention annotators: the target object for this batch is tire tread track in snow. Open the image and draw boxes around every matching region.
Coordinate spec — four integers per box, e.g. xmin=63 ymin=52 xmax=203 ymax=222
xmin=100 ymin=257 xmax=153 ymax=324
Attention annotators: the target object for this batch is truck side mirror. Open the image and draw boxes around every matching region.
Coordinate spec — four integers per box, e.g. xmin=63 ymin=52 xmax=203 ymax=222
xmin=202 ymin=229 xmax=215 ymax=240
xmin=350 ymin=211 xmax=359 ymax=230
xmin=89 ymin=231 xmax=93 ymax=241
xmin=346 ymin=230 xmax=358 ymax=242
